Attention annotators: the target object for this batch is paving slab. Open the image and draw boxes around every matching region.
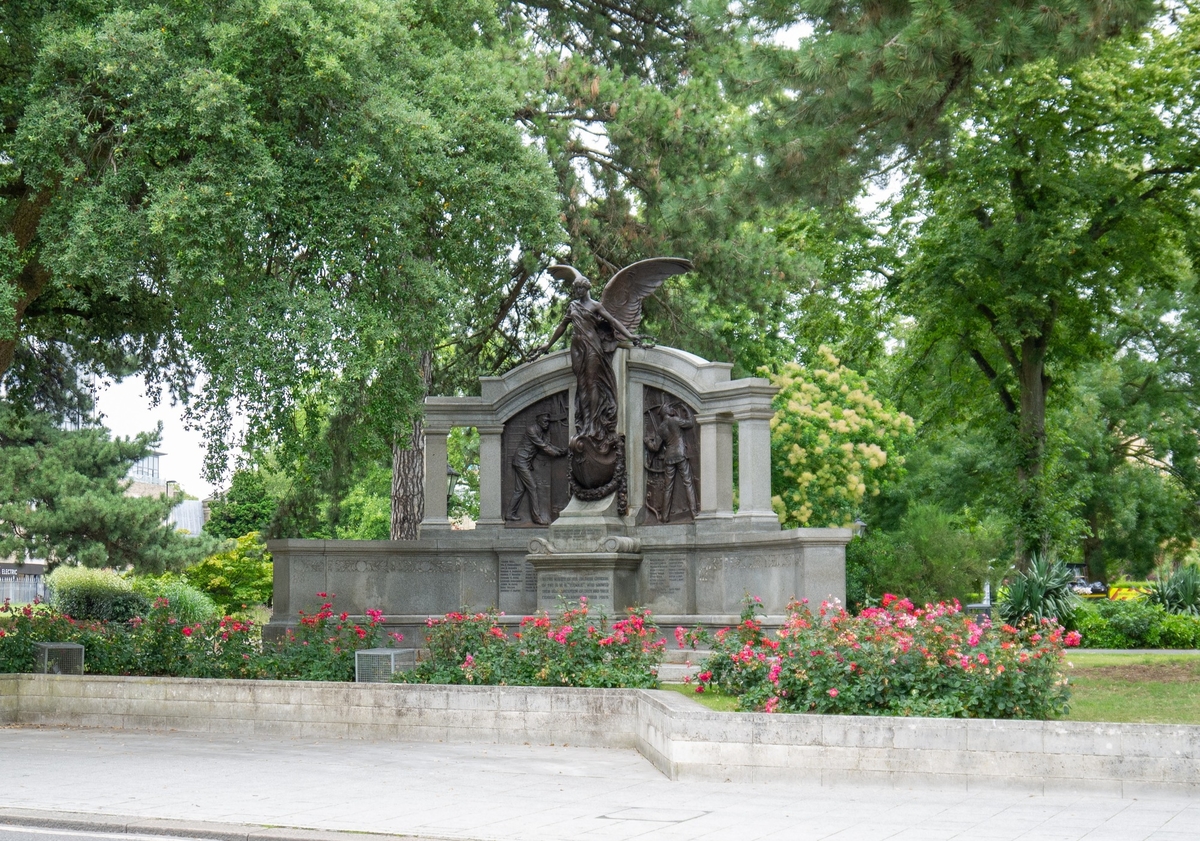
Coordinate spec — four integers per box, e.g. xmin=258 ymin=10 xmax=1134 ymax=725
xmin=0 ymin=725 xmax=1195 ymax=841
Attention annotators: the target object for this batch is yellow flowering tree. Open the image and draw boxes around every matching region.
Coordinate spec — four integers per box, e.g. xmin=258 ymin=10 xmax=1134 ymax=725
xmin=768 ymin=348 xmax=914 ymax=528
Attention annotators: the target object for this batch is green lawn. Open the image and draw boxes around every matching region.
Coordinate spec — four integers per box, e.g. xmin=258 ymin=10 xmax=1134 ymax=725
xmin=663 ymin=651 xmax=1200 ymax=723
xmin=661 ymin=682 xmax=741 ymax=711
xmin=1063 ymin=651 xmax=1200 ymax=724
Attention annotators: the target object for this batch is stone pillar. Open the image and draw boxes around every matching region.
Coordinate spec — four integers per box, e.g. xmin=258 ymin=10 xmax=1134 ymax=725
xmin=696 ymin=412 xmax=734 ymax=518
xmin=476 ymin=425 xmax=504 ymax=526
xmin=736 ymin=410 xmax=779 ymax=529
xmin=625 ymin=380 xmax=645 ymax=522
xmin=420 ymin=426 xmax=450 ymax=530
xmin=613 ymin=346 xmax=629 ymax=437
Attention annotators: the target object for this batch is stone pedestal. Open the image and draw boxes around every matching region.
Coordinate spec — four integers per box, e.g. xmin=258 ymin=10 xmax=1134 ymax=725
xmin=525 ymin=493 xmax=643 ymax=612
xmin=528 ymin=553 xmax=641 ymax=612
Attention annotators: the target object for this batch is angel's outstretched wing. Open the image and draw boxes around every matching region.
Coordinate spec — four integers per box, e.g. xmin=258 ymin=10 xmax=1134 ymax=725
xmin=600 ymin=257 xmax=692 ymax=334
xmin=548 ymin=264 xmax=583 ymax=284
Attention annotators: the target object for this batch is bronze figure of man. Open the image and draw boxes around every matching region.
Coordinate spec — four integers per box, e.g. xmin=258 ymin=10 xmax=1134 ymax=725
xmin=647 ymin=402 xmax=699 ymax=521
xmin=506 ymin=411 xmax=566 ymax=525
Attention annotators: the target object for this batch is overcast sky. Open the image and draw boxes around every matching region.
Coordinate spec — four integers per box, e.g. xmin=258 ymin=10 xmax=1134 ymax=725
xmin=94 ymin=378 xmax=224 ymax=500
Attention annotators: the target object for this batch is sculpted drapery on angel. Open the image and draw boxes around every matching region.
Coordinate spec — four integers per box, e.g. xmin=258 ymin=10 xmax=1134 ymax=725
xmin=533 ymin=258 xmax=693 ymax=499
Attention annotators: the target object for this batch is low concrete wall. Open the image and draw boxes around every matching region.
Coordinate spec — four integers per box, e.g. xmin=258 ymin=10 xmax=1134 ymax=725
xmin=0 ymin=675 xmax=18 ymax=724
xmin=3 ymin=674 xmax=1196 ymax=796
xmin=0 ymin=673 xmax=637 ymax=748
xmin=636 ymin=690 xmax=1200 ymax=796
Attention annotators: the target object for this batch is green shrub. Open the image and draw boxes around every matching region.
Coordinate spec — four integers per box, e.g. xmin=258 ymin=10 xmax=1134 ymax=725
xmin=1074 ymin=604 xmax=1133 ymax=648
xmin=46 ymin=566 xmax=149 ymax=622
xmin=131 ymin=575 xmax=219 ymax=624
xmin=158 ymin=581 xmax=218 ymax=624
xmin=183 ymin=532 xmax=273 ymax=614
xmin=1102 ymin=599 xmax=1164 ymax=643
xmin=1075 ymin=599 xmax=1200 ymax=649
xmin=844 ymin=506 xmax=1001 ymax=608
xmin=1147 ymin=564 xmax=1200 ymax=616
xmin=1145 ymin=612 xmax=1200 ymax=649
xmin=998 ymin=555 xmax=1077 ymax=627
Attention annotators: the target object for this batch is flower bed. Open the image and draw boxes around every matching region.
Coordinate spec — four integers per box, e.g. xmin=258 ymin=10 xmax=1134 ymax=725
xmin=681 ymin=596 xmax=1077 ymax=719
xmin=398 ymin=599 xmax=663 ymax=688
xmin=0 ymin=593 xmax=390 ymax=680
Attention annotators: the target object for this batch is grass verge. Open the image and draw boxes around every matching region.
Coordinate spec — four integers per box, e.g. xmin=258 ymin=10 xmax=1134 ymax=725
xmin=1064 ymin=651 xmax=1200 ymax=724
xmin=660 ymin=683 xmax=740 ymax=712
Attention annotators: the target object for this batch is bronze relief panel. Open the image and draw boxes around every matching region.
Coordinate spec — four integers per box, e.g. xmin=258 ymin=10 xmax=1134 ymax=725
xmin=502 ymin=391 xmax=570 ymax=528
xmin=640 ymin=386 xmax=701 ymax=525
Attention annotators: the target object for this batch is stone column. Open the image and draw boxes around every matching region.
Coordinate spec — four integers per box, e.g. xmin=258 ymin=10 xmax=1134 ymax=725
xmin=476 ymin=425 xmax=504 ymax=526
xmin=625 ymin=380 xmax=645 ymax=522
xmin=613 ymin=346 xmax=629 ymax=437
xmin=696 ymin=412 xmax=734 ymax=519
xmin=420 ymin=426 xmax=451 ymax=530
xmin=736 ymin=409 xmax=779 ymax=529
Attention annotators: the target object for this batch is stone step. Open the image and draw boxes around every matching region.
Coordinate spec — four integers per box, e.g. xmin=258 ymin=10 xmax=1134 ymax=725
xmin=659 ymin=646 xmax=713 ymax=664
xmin=657 ymin=662 xmax=701 ymax=683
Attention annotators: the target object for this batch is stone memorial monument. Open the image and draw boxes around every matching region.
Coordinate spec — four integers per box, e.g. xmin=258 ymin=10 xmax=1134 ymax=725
xmin=266 ymin=259 xmax=852 ymax=641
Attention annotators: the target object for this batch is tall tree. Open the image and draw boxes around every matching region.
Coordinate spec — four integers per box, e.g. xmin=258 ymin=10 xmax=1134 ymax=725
xmin=1061 ymin=283 xmax=1200 ymax=579
xmin=2 ymin=0 xmax=561 ymax=480
xmin=885 ymin=15 xmax=1200 ymax=557
xmin=204 ymin=469 xmax=275 ymax=540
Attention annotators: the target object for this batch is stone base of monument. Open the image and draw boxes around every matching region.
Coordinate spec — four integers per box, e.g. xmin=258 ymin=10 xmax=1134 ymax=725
xmin=527 ymin=552 xmax=641 ymax=612
xmin=520 ymin=491 xmax=643 ymax=609
xmin=537 ymin=494 xmax=630 ymax=550
xmin=264 ymin=522 xmax=851 ymax=642
xmin=525 ymin=494 xmax=643 ymax=612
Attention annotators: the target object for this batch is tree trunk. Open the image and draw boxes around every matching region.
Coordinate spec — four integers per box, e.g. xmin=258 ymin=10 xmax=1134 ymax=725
xmin=1 ymin=187 xmax=57 ymax=377
xmin=1082 ymin=509 xmax=1104 ymax=583
xmin=390 ymin=350 xmax=433 ymax=540
xmin=391 ymin=416 xmax=425 ymax=540
xmin=1014 ymin=335 xmax=1050 ymax=563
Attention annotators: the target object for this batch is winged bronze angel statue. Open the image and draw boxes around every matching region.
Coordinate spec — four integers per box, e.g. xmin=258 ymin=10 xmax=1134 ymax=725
xmin=532 ymin=257 xmax=693 ymax=500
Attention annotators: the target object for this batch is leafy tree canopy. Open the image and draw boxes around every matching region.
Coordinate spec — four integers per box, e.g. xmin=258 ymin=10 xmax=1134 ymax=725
xmin=881 ymin=11 xmax=1200 ymax=557
xmin=204 ymin=468 xmax=275 ymax=540
xmin=2 ymin=0 xmax=562 ymax=475
xmin=734 ymin=0 xmax=1158 ymax=204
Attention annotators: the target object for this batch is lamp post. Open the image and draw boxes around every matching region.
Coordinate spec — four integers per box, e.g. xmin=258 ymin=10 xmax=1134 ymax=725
xmin=446 ymin=465 xmax=461 ymax=510
xmin=852 ymin=518 xmax=867 ymax=538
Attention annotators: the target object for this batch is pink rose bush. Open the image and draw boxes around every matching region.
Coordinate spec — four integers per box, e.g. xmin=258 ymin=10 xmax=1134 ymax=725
xmin=0 ymin=594 xmax=387 ymax=681
xmin=401 ymin=600 xmax=663 ymax=688
xmin=683 ymin=595 xmax=1074 ymax=719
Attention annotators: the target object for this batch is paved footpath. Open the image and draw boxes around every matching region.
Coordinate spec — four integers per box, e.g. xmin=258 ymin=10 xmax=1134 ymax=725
xmin=1 ymin=726 xmax=1197 ymax=841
